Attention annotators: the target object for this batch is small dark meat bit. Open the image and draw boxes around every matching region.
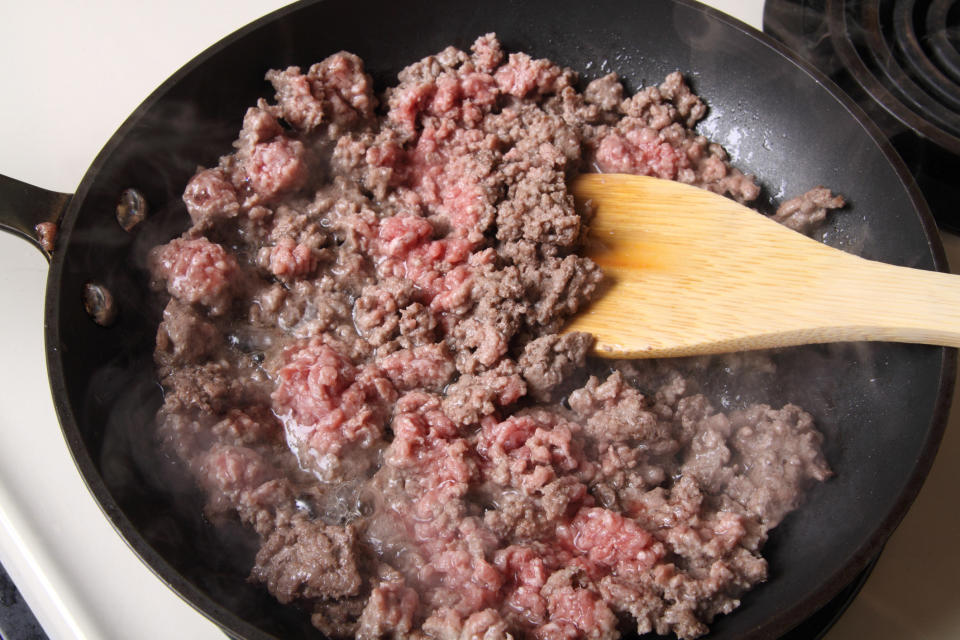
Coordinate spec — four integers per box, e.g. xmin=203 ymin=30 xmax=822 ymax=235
xmin=34 ymin=221 xmax=57 ymax=252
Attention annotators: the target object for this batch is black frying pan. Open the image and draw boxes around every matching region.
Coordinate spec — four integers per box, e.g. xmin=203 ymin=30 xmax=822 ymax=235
xmin=0 ymin=0 xmax=953 ymax=638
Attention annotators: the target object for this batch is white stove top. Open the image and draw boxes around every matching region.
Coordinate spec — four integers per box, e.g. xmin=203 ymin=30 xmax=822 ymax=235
xmin=0 ymin=1 xmax=957 ymax=639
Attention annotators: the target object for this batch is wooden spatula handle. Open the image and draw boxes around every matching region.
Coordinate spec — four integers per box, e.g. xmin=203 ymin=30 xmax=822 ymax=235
xmin=807 ymin=257 xmax=960 ymax=349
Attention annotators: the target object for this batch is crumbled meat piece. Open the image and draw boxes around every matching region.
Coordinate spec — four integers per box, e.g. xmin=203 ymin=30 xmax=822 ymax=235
xmin=182 ymin=167 xmax=240 ymax=229
xmin=266 ymin=52 xmax=376 ymax=134
xmin=495 ymin=165 xmax=582 ymax=247
xmin=268 ymin=237 xmax=317 ymax=280
xmin=310 ymin=52 xmax=377 ymax=131
xmin=251 ymin=518 xmax=363 ymax=602
xmin=148 ymin=236 xmax=238 ymax=316
xmin=34 ymin=221 xmax=57 ymax=252
xmin=441 ymin=360 xmax=527 ymax=426
xmin=519 ymin=332 xmax=593 ymax=401
xmin=569 ymin=372 xmax=675 ymax=453
xmin=773 ymin=186 xmax=845 ymax=233
xmin=593 ymin=72 xmax=760 ymax=203
xmin=537 ymin=566 xmax=619 ymax=640
xmin=197 ymin=444 xmax=278 ymax=516
xmin=155 ymin=299 xmax=219 ymax=366
xmin=266 ymin=66 xmax=326 ymax=132
xmin=471 ymin=33 xmax=504 ymax=74
xmin=356 ymin=579 xmax=420 ymax=640
xmin=376 ymin=343 xmax=457 ymax=393
xmin=725 ymin=403 xmax=832 ymax=526
xmin=494 ymin=52 xmax=574 ymax=98
xmin=245 ymin=137 xmax=309 ymax=200
xmin=584 ymin=73 xmax=624 ymax=111
xmin=271 ymin=338 xmax=396 ymax=481
xmin=311 ymin=596 xmax=369 ymax=639
xmin=159 ymin=358 xmax=269 ymax=418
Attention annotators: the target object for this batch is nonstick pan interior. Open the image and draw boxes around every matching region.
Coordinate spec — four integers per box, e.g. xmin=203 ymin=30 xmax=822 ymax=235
xmin=42 ymin=0 xmax=954 ymax=638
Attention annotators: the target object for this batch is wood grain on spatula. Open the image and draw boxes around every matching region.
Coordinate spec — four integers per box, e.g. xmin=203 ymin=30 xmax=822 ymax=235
xmin=566 ymin=173 xmax=960 ymax=358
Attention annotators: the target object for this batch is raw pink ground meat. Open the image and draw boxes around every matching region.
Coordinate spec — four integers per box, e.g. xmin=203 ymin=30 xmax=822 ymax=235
xmin=595 ymin=129 xmax=685 ymax=178
xmin=376 ymin=215 xmax=435 ymax=258
xmin=272 ymin=339 xmax=395 ymax=479
xmin=148 ymin=236 xmax=238 ymax=315
xmin=268 ymin=237 xmax=316 ymax=279
xmin=495 ymin=52 xmax=572 ymax=98
xmin=150 ymin=33 xmax=838 ymax=640
xmin=542 ymin=586 xmax=618 ymax=640
xmin=245 ymin=137 xmax=308 ymax=199
xmin=563 ymin=507 xmax=664 ymax=576
xmin=375 ymin=344 xmax=456 ymax=393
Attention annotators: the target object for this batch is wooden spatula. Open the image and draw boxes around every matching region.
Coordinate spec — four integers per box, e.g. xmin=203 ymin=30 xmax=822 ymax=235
xmin=566 ymin=173 xmax=960 ymax=358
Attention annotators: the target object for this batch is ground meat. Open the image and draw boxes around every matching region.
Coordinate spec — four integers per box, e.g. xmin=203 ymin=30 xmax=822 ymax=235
xmin=250 ymin=517 xmax=363 ymax=603
xmin=592 ymin=72 xmax=759 ymax=203
xmin=356 ymin=578 xmax=420 ymax=640
xmin=376 ymin=343 xmax=457 ymax=393
xmin=245 ymin=137 xmax=309 ymax=199
xmin=149 ymin=34 xmax=834 ymax=640
xmin=441 ymin=360 xmax=527 ymax=426
xmin=266 ymin=52 xmax=376 ymax=135
xmin=268 ymin=236 xmax=317 ymax=280
xmin=271 ymin=338 xmax=396 ymax=481
xmin=34 ymin=221 xmax=57 ymax=252
xmin=724 ymin=404 xmax=832 ymax=526
xmin=519 ymin=332 xmax=593 ymax=401
xmin=182 ymin=167 xmax=239 ymax=228
xmin=148 ymin=236 xmax=239 ymax=315
xmin=773 ymin=186 xmax=845 ymax=233
xmin=584 ymin=73 xmax=624 ymax=112
xmin=154 ymin=299 xmax=219 ymax=367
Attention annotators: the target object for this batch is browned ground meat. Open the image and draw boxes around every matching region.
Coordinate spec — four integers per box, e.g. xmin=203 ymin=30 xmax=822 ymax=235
xmin=773 ymin=186 xmax=846 ymax=233
xmin=149 ymin=34 xmax=841 ymax=640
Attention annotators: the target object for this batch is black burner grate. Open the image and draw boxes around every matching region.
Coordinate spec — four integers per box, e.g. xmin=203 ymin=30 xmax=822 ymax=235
xmin=766 ymin=0 xmax=960 ymax=230
xmin=830 ymin=0 xmax=960 ymax=149
xmin=927 ymin=0 xmax=960 ymax=81
xmin=893 ymin=0 xmax=960 ymax=109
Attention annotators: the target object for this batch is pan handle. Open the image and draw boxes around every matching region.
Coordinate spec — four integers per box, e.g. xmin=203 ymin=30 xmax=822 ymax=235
xmin=0 ymin=174 xmax=72 ymax=259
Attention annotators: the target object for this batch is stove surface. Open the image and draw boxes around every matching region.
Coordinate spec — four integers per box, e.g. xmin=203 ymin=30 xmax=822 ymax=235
xmin=0 ymin=1 xmax=958 ymax=639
